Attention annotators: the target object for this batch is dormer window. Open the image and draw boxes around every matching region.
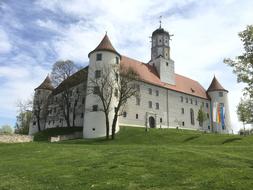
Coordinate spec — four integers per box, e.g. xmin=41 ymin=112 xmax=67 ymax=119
xmin=96 ymin=53 xmax=102 ymax=61
xmin=191 ymin=88 xmax=195 ymax=93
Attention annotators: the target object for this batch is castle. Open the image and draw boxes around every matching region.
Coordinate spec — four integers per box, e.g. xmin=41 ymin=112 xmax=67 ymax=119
xmin=29 ymin=26 xmax=232 ymax=137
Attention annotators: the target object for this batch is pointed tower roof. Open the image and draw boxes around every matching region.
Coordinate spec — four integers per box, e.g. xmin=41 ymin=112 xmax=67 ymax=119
xmin=35 ymin=76 xmax=54 ymax=91
xmin=207 ymin=76 xmax=228 ymax=92
xmin=88 ymin=34 xmax=121 ymax=58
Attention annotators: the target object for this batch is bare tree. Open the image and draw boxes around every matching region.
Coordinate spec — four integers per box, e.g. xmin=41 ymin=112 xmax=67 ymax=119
xmin=111 ymin=66 xmax=139 ymax=139
xmin=51 ymin=60 xmax=79 ymax=128
xmin=15 ymin=99 xmax=33 ymax=134
xmin=88 ymin=64 xmax=139 ymax=140
xmin=87 ymin=65 xmax=115 ymax=139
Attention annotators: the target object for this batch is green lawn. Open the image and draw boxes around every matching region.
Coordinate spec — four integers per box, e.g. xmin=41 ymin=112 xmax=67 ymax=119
xmin=0 ymin=127 xmax=253 ymax=190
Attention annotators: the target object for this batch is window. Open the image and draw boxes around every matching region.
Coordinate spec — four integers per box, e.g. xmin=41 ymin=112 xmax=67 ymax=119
xmin=208 ymin=125 xmax=210 ymax=130
xmin=92 ymin=105 xmax=98 ymax=111
xmin=166 ymin=62 xmax=168 ymax=66
xmin=82 ymin=98 xmax=85 ymax=104
xmin=95 ymin=70 xmax=101 ymax=78
xmin=186 ymin=98 xmax=188 ymax=103
xmin=96 ymin=53 xmax=102 ymax=61
xmin=207 ymin=113 xmax=209 ymax=119
xmin=195 ymin=100 xmax=197 ymax=105
xmin=123 ymin=111 xmax=127 ymax=117
xmin=180 ymin=96 xmax=183 ymax=102
xmin=190 ymin=99 xmax=193 ymax=104
xmin=81 ymin=113 xmax=84 ymax=118
xmin=136 ymin=84 xmax=140 ymax=91
xmin=48 ymin=121 xmax=51 ymax=125
xmin=190 ymin=108 xmax=195 ymax=125
xmin=92 ymin=128 xmax=96 ymax=131
xmin=202 ymin=102 xmax=204 ymax=106
xmin=149 ymin=88 xmax=152 ymax=95
xmin=136 ymin=114 xmax=138 ymax=119
xmin=156 ymin=103 xmax=159 ymax=110
xmin=160 ymin=118 xmax=162 ymax=123
xmin=54 ymin=107 xmax=56 ymax=113
xmin=181 ymin=108 xmax=184 ymax=114
xmin=206 ymin=103 xmax=209 ymax=108
xmin=219 ymin=92 xmax=223 ymax=97
xmin=115 ymin=57 xmax=119 ymax=64
xmin=115 ymin=73 xmax=119 ymax=82
xmin=182 ymin=121 xmax=185 ymax=126
xmin=33 ymin=121 xmax=36 ymax=125
xmin=148 ymin=101 xmax=152 ymax=108
xmin=114 ymin=89 xmax=118 ymax=97
xmin=156 ymin=90 xmax=159 ymax=96
xmin=94 ymin=86 xmax=99 ymax=94
xmin=136 ymin=97 xmax=140 ymax=105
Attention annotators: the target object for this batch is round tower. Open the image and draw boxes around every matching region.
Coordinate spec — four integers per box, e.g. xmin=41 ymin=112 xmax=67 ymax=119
xmin=29 ymin=76 xmax=54 ymax=135
xmin=207 ymin=76 xmax=232 ymax=133
xmin=83 ymin=34 xmax=121 ymax=138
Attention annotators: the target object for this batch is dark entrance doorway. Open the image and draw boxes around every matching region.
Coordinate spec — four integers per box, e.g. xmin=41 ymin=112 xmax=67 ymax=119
xmin=149 ymin=116 xmax=156 ymax=128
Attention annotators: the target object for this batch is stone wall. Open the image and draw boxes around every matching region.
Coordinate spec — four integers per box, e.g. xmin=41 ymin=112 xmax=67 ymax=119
xmin=0 ymin=134 xmax=33 ymax=143
xmin=50 ymin=131 xmax=83 ymax=142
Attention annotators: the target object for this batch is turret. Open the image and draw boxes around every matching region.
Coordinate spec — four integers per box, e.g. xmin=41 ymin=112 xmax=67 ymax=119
xmin=207 ymin=76 xmax=232 ymax=133
xmin=149 ymin=26 xmax=175 ymax=85
xmin=29 ymin=76 xmax=54 ymax=135
xmin=83 ymin=34 xmax=120 ymax=138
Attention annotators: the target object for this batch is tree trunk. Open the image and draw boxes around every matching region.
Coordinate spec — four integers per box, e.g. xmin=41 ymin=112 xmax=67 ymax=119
xmin=105 ymin=116 xmax=110 ymax=140
xmin=111 ymin=113 xmax=118 ymax=140
xmin=36 ymin=116 xmax=41 ymax=132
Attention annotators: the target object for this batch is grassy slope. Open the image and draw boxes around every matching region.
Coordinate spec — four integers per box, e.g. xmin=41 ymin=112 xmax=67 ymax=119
xmin=0 ymin=127 xmax=253 ymax=190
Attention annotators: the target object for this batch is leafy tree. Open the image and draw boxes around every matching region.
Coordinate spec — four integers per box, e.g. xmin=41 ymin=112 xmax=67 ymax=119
xmin=197 ymin=105 xmax=207 ymax=129
xmin=0 ymin=125 xmax=13 ymax=134
xmin=224 ymin=25 xmax=253 ymax=98
xmin=51 ymin=60 xmax=79 ymax=128
xmin=237 ymin=98 xmax=253 ymax=136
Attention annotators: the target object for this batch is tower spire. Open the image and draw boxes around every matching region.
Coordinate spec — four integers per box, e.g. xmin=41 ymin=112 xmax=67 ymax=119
xmin=159 ymin=15 xmax=162 ymax=28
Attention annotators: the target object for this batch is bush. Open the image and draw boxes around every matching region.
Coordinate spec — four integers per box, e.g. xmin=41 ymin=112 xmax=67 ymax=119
xmin=33 ymin=127 xmax=83 ymax=141
xmin=0 ymin=125 xmax=13 ymax=134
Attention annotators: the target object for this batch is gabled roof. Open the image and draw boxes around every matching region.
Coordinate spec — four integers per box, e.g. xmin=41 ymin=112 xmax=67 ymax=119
xmin=52 ymin=67 xmax=88 ymax=95
xmin=35 ymin=76 xmax=54 ymax=91
xmin=207 ymin=76 xmax=228 ymax=92
xmin=88 ymin=34 xmax=121 ymax=58
xmin=121 ymin=56 xmax=209 ymax=99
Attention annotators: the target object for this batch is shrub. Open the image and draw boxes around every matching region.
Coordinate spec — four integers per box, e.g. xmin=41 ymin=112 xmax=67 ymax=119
xmin=0 ymin=125 xmax=13 ymax=134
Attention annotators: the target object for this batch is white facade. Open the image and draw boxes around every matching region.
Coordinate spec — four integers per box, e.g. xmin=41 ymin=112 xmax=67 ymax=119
xmin=83 ymin=51 xmax=120 ymax=138
xmin=29 ymin=27 xmax=232 ymax=138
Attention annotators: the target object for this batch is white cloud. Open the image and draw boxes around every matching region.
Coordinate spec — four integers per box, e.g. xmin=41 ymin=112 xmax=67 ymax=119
xmin=0 ymin=29 xmax=12 ymax=54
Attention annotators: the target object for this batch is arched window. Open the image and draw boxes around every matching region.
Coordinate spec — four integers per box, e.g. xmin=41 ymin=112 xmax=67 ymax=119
xmin=190 ymin=108 xmax=195 ymax=125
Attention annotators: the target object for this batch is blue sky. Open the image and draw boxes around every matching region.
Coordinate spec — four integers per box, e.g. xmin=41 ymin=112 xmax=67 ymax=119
xmin=0 ymin=0 xmax=253 ymax=132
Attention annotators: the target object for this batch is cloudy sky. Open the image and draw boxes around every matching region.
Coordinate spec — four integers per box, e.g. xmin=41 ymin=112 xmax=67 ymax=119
xmin=0 ymin=0 xmax=252 ymax=132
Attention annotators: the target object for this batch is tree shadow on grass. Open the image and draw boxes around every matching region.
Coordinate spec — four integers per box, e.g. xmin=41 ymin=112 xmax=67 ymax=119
xmin=222 ymin=137 xmax=242 ymax=144
xmin=183 ymin=135 xmax=200 ymax=142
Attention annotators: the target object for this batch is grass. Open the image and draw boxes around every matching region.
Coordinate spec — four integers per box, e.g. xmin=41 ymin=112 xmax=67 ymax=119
xmin=0 ymin=127 xmax=253 ymax=190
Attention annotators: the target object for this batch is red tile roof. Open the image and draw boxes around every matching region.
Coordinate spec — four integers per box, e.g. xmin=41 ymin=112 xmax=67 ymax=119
xmin=35 ymin=76 xmax=54 ymax=91
xmin=207 ymin=76 xmax=228 ymax=92
xmin=121 ymin=56 xmax=209 ymax=99
xmin=88 ymin=34 xmax=121 ymax=58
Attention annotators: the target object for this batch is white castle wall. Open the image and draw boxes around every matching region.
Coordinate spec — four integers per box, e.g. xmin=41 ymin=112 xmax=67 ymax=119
xmin=208 ymin=91 xmax=232 ymax=133
xmin=83 ymin=51 xmax=120 ymax=138
xmin=119 ymin=81 xmax=211 ymax=131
